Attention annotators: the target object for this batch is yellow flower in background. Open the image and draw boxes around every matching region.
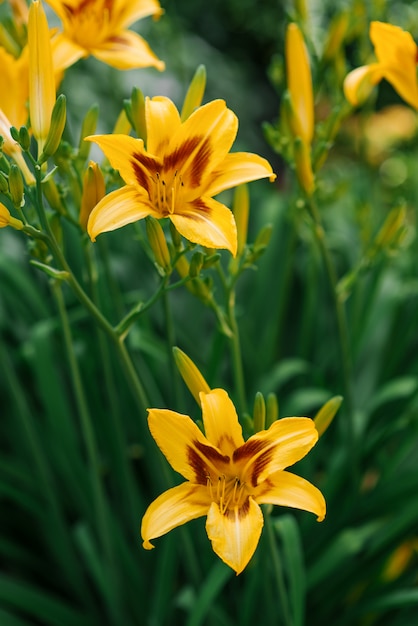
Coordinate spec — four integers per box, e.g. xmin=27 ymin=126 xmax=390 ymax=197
xmin=141 ymin=388 xmax=326 ymax=574
xmin=0 ymin=46 xmax=28 ymax=129
xmin=0 ymin=109 xmax=34 ymax=184
xmin=344 ymin=21 xmax=418 ymax=109
xmin=0 ymin=202 xmax=23 ymax=230
xmin=45 ymin=0 xmax=165 ymax=70
xmin=86 ymin=97 xmax=276 ymax=256
xmin=28 ymin=0 xmax=56 ymax=154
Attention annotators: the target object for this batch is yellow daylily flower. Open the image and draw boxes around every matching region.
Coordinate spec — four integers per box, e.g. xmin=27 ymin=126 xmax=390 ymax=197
xmin=0 ymin=46 xmax=29 ymax=129
xmin=141 ymin=388 xmax=326 ymax=574
xmin=45 ymin=0 xmax=165 ymax=71
xmin=0 ymin=109 xmax=35 ymax=184
xmin=86 ymin=97 xmax=276 ymax=256
xmin=344 ymin=21 xmax=418 ymax=109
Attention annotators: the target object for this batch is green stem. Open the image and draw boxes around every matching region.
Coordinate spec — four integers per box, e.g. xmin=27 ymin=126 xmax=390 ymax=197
xmin=227 ymin=287 xmax=246 ymax=415
xmin=162 ymin=289 xmax=181 ymax=406
xmin=264 ymin=512 xmax=293 ymax=626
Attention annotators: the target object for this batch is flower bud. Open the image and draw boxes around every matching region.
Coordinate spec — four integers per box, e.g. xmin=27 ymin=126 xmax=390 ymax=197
xmin=129 ymin=87 xmax=146 ymax=140
xmin=253 ymin=392 xmax=266 ymax=433
xmin=181 ymin=65 xmax=207 ymax=121
xmin=189 ymin=251 xmax=204 ymax=277
xmin=19 ymin=126 xmax=31 ymax=152
xmin=39 ymin=94 xmax=66 ymax=163
xmin=266 ymin=392 xmax=279 ymax=428
xmin=9 ymin=163 xmax=24 ymax=207
xmin=0 ymin=202 xmax=23 ymax=230
xmin=173 ymin=347 xmax=211 ymax=406
xmin=314 ymin=395 xmax=342 ymax=437
xmin=233 ymin=184 xmax=249 ymax=256
xmin=78 ymin=104 xmax=99 ymax=164
xmin=145 ymin=216 xmax=171 ymax=273
xmin=80 ymin=161 xmax=106 ymax=230
xmin=0 ymin=172 xmax=8 ymax=193
xmin=285 ymin=23 xmax=314 ymax=145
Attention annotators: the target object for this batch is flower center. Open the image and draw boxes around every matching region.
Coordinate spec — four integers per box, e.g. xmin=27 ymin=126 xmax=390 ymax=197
xmin=150 ymin=170 xmax=185 ymax=216
xmin=207 ymin=474 xmax=248 ymax=514
xmin=65 ymin=0 xmax=113 ymax=48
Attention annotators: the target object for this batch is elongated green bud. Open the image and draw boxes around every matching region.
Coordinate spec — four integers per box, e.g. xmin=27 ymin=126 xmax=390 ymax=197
xmin=19 ymin=126 xmax=31 ymax=152
xmin=80 ymin=161 xmax=105 ymax=230
xmin=146 ymin=216 xmax=171 ymax=273
xmin=173 ymin=347 xmax=211 ymax=406
xmin=266 ymin=392 xmax=279 ymax=427
xmin=253 ymin=392 xmax=266 ymax=433
xmin=78 ymin=104 xmax=99 ymax=163
xmin=9 ymin=164 xmax=24 ymax=207
xmin=39 ymin=94 xmax=67 ymax=163
xmin=181 ymin=65 xmax=207 ymax=121
xmin=130 ymin=87 xmax=147 ymax=141
xmin=233 ymin=184 xmax=249 ymax=256
xmin=189 ymin=251 xmax=204 ymax=277
xmin=0 ymin=172 xmax=8 ymax=193
xmin=314 ymin=395 xmax=343 ymax=436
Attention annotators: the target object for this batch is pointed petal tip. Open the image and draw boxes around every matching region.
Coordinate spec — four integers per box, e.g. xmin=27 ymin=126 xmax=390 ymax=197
xmin=142 ymin=539 xmax=155 ymax=550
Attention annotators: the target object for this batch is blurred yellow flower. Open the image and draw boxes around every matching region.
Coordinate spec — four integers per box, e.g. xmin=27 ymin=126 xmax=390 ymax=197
xmin=45 ymin=0 xmax=165 ymax=70
xmin=285 ymin=23 xmax=314 ymax=145
xmin=0 ymin=45 xmax=28 ymax=129
xmin=86 ymin=96 xmax=276 ymax=256
xmin=344 ymin=21 xmax=418 ymax=109
xmin=0 ymin=109 xmax=34 ymax=184
xmin=141 ymin=388 xmax=325 ymax=574
xmin=0 ymin=202 xmax=23 ymax=230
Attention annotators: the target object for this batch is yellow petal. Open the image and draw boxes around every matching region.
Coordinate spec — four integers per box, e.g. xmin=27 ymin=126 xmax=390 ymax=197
xmin=234 ymin=417 xmax=318 ymax=486
xmin=204 ymin=152 xmax=276 ymax=197
xmin=343 ymin=64 xmax=382 ymax=107
xmin=147 ymin=407 xmax=229 ymax=483
xmin=206 ymin=498 xmax=264 ymax=574
xmin=254 ymin=470 xmax=326 ymax=521
xmin=92 ymin=30 xmax=165 ymax=71
xmin=0 ymin=46 xmax=28 ymax=128
xmin=170 ymin=196 xmax=237 ymax=256
xmin=371 ymin=21 xmax=417 ymax=66
xmin=141 ymin=482 xmax=209 ymax=549
xmin=87 ymin=185 xmax=155 ymax=241
xmin=85 ymin=133 xmax=158 ymax=188
xmin=168 ymin=100 xmax=238 ymax=188
xmin=200 ymin=389 xmax=244 ymax=456
xmin=145 ymin=96 xmax=182 ymax=156
xmin=116 ymin=0 xmax=163 ymax=28
xmin=285 ymin=23 xmax=314 ymax=144
xmin=51 ymin=32 xmax=86 ymax=71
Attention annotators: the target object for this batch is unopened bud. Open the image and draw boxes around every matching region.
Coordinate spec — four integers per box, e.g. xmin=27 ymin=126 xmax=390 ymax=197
xmin=19 ymin=126 xmax=31 ymax=152
xmin=233 ymin=184 xmax=249 ymax=256
xmin=173 ymin=347 xmax=211 ymax=406
xmin=9 ymin=164 xmax=24 ymax=207
xmin=130 ymin=87 xmax=146 ymax=141
xmin=285 ymin=23 xmax=314 ymax=145
xmin=181 ymin=65 xmax=207 ymax=121
xmin=80 ymin=161 xmax=105 ymax=230
xmin=78 ymin=104 xmax=99 ymax=163
xmin=113 ymin=109 xmax=131 ymax=135
xmin=189 ymin=251 xmax=204 ymax=277
xmin=39 ymin=94 xmax=67 ymax=163
xmin=253 ymin=392 xmax=266 ymax=432
xmin=266 ymin=392 xmax=279 ymax=427
xmin=314 ymin=395 xmax=342 ymax=437
xmin=145 ymin=216 xmax=171 ymax=273
xmin=0 ymin=172 xmax=8 ymax=193
xmin=254 ymin=223 xmax=273 ymax=253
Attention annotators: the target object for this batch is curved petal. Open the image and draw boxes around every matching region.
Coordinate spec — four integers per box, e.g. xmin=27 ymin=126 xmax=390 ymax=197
xmin=85 ymin=133 xmax=161 ymax=189
xmin=170 ymin=196 xmax=237 ymax=256
xmin=115 ymin=0 xmax=163 ymax=29
xmin=371 ymin=21 xmax=417 ymax=66
xmin=141 ymin=482 xmax=210 ymax=549
xmin=167 ymin=100 xmax=238 ymax=190
xmin=383 ymin=66 xmax=418 ymax=110
xmin=203 ymin=152 xmax=276 ymax=197
xmin=92 ymin=30 xmax=165 ymax=70
xmin=254 ymin=470 xmax=326 ymax=521
xmin=343 ymin=64 xmax=382 ymax=106
xmin=147 ymin=407 xmax=229 ymax=483
xmin=206 ymin=498 xmax=264 ymax=574
xmin=234 ymin=417 xmax=318 ymax=486
xmin=51 ymin=32 xmax=86 ymax=71
xmin=146 ymin=96 xmax=182 ymax=156
xmin=87 ymin=185 xmax=155 ymax=240
xmin=200 ymin=389 xmax=244 ymax=456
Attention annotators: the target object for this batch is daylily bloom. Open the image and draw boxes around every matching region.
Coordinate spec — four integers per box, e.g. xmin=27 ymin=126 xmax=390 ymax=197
xmin=45 ymin=0 xmax=165 ymax=71
xmin=344 ymin=21 xmax=418 ymax=110
xmin=86 ymin=97 xmax=276 ymax=256
xmin=141 ymin=388 xmax=326 ymax=574
xmin=0 ymin=46 xmax=29 ymax=129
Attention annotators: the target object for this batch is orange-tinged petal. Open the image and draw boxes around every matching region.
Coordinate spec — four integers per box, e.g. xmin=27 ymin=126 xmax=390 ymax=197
xmin=146 ymin=96 xmax=182 ymax=156
xmin=206 ymin=498 xmax=264 ymax=574
xmin=170 ymin=196 xmax=237 ymax=256
xmin=203 ymin=152 xmax=276 ymax=197
xmin=167 ymin=100 xmax=238 ymax=188
xmin=147 ymin=408 xmax=229 ymax=483
xmin=141 ymin=482 xmax=210 ymax=549
xmin=343 ymin=64 xmax=383 ymax=106
xmin=254 ymin=470 xmax=326 ymax=521
xmin=285 ymin=23 xmax=314 ymax=144
xmin=92 ymin=30 xmax=165 ymax=71
xmin=200 ymin=389 xmax=244 ymax=456
xmin=87 ymin=185 xmax=156 ymax=241
xmin=234 ymin=417 xmax=318 ymax=486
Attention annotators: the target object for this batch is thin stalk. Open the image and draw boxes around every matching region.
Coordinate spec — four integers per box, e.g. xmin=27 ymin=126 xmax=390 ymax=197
xmin=52 ymin=282 xmax=121 ymax=622
xmin=162 ymin=289 xmax=182 ymax=406
xmin=264 ymin=512 xmax=293 ymax=626
xmin=227 ymin=287 xmax=246 ymax=415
